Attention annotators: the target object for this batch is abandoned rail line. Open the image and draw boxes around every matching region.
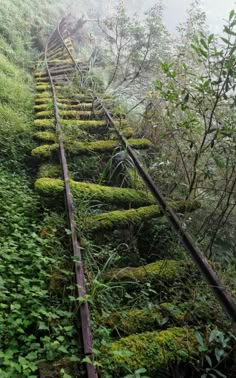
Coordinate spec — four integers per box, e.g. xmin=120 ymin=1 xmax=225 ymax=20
xmin=32 ymin=16 xmax=236 ymax=378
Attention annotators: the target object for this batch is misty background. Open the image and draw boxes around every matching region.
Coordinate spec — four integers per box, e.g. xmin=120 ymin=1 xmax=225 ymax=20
xmin=70 ymin=0 xmax=236 ymax=34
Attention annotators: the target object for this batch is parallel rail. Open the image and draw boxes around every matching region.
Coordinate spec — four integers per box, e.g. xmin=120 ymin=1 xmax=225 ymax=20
xmin=45 ymin=19 xmax=97 ymax=378
xmin=42 ymin=15 xmax=236 ymax=378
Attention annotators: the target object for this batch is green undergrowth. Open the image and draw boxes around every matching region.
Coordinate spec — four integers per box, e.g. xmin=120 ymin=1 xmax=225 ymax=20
xmin=0 ymin=170 xmax=81 ymax=377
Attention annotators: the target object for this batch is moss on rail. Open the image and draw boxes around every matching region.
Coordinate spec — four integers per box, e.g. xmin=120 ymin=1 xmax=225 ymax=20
xmin=106 ymin=327 xmax=198 ymax=374
xmin=35 ymin=178 xmax=154 ymax=207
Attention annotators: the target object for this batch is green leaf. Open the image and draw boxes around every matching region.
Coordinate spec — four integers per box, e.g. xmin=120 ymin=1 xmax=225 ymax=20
xmin=195 ymin=331 xmax=205 ymax=347
xmin=224 ymin=26 xmax=236 ymax=36
xmin=200 ymin=38 xmax=208 ymax=50
xmin=214 ymin=347 xmax=225 ymax=362
xmin=229 ymin=9 xmax=235 ymax=21
xmin=208 ymin=34 xmax=214 ymax=44
xmin=205 ymin=355 xmax=212 ymax=367
xmin=221 ymin=37 xmax=229 ymax=44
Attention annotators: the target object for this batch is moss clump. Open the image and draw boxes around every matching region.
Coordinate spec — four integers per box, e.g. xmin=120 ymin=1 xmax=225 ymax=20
xmin=35 ymin=91 xmax=52 ymax=98
xmin=33 ymin=137 xmax=141 ymax=157
xmin=35 ymin=110 xmax=53 ymax=118
xmin=35 ymin=97 xmax=53 ymax=105
xmin=60 ymin=110 xmax=103 ymax=118
xmin=103 ymin=305 xmax=185 ymax=334
xmin=34 ymin=119 xmax=55 ymax=129
xmin=33 ymin=131 xmax=56 ymax=142
xmin=35 ymin=178 xmax=154 ymax=207
xmin=36 ymin=84 xmax=51 ymax=91
xmin=38 ymin=164 xmax=61 ymax=178
xmin=61 ymin=119 xmax=108 ymax=129
xmin=32 ymin=143 xmax=58 ymax=158
xmin=61 ymin=119 xmax=128 ymax=129
xmin=84 ymin=205 xmax=160 ymax=231
xmin=36 ymin=84 xmax=61 ymax=91
xmin=106 ymin=327 xmax=198 ymax=374
xmin=110 ymin=127 xmax=133 ymax=139
xmin=71 ymin=181 xmax=154 ymax=208
xmin=84 ymin=200 xmax=200 ymax=231
xmin=58 ymin=102 xmax=93 ymax=110
xmin=105 ymin=260 xmax=185 ymax=283
xmin=65 ymin=139 xmax=151 ymax=155
xmin=34 ymin=103 xmax=53 ymax=111
xmin=35 ymin=178 xmax=64 ymax=195
xmin=35 ymin=71 xmax=47 ymax=78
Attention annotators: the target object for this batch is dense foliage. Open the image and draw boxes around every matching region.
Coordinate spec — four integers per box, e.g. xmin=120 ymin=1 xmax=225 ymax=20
xmin=0 ymin=0 xmax=236 ymax=377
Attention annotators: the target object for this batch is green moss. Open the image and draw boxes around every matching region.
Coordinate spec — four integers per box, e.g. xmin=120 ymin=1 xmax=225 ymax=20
xmin=34 ymin=103 xmax=53 ymax=111
xmin=35 ymin=91 xmax=52 ymax=98
xmin=84 ymin=200 xmax=200 ymax=231
xmin=105 ymin=260 xmax=185 ymax=283
xmin=103 ymin=305 xmax=185 ymax=334
xmin=60 ymin=110 xmax=103 ymax=118
xmin=61 ymin=119 xmax=128 ymax=132
xmin=34 ymin=119 xmax=55 ymax=129
xmin=35 ymin=110 xmax=53 ymax=118
xmin=84 ymin=205 xmax=160 ymax=231
xmin=35 ymin=97 xmax=53 ymax=105
xmin=65 ymin=139 xmax=151 ymax=155
xmin=71 ymin=181 xmax=154 ymax=208
xmin=110 ymin=127 xmax=133 ymax=139
xmin=35 ymin=178 xmax=64 ymax=195
xmin=36 ymin=84 xmax=61 ymax=91
xmin=61 ymin=119 xmax=108 ymax=129
xmin=35 ymin=178 xmax=154 ymax=207
xmin=33 ymin=131 xmax=56 ymax=142
xmin=58 ymin=102 xmax=93 ymax=110
xmin=32 ymin=143 xmax=59 ymax=158
xmin=36 ymin=84 xmax=51 ymax=91
xmin=38 ymin=164 xmax=61 ymax=178
xmin=106 ymin=327 xmax=198 ymax=373
xmin=35 ymin=71 xmax=47 ymax=78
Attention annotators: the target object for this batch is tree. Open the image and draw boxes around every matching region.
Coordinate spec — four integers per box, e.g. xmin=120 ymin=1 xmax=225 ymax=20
xmin=143 ymin=7 xmax=236 ymax=258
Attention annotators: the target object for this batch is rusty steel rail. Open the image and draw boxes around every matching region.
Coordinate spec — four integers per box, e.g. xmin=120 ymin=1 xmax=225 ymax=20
xmin=50 ymin=17 xmax=236 ymax=325
xmin=45 ymin=20 xmax=98 ymax=378
xmin=97 ymin=101 xmax=236 ymax=324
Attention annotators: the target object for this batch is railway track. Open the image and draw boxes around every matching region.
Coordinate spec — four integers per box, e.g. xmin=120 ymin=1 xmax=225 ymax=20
xmin=33 ymin=16 xmax=236 ymax=378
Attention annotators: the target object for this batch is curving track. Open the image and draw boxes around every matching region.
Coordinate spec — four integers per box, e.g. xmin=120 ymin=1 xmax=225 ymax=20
xmin=33 ymin=16 xmax=236 ymax=378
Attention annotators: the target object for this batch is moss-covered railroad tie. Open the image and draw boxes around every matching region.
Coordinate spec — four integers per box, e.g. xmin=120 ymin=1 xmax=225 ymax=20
xmin=32 ymin=138 xmax=151 ymax=158
xmin=35 ymin=178 xmax=155 ymax=207
xmin=101 ymin=305 xmax=185 ymax=334
xmin=106 ymin=327 xmax=198 ymax=374
xmin=105 ymin=259 xmax=190 ymax=283
xmin=35 ymin=109 xmax=104 ymax=119
xmin=83 ymin=201 xmax=200 ymax=231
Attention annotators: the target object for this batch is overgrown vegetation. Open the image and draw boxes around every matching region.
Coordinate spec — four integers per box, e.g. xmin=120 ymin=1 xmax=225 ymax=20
xmin=1 ymin=0 xmax=236 ymax=377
